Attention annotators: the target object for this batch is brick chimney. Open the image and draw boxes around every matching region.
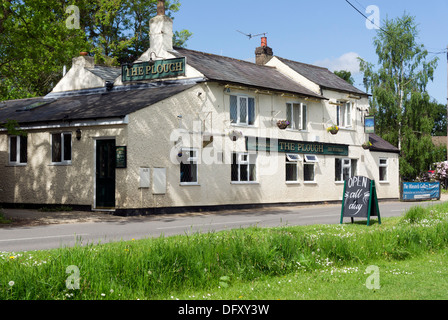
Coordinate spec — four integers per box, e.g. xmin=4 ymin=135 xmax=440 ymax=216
xmin=255 ymin=37 xmax=273 ymax=65
xmin=150 ymin=0 xmax=173 ymax=56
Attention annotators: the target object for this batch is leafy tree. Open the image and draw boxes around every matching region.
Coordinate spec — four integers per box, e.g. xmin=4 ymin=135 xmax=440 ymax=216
xmin=0 ymin=0 xmax=192 ymax=100
xmin=334 ymin=70 xmax=354 ymax=85
xmin=431 ymin=102 xmax=447 ymax=137
xmin=0 ymin=0 xmax=88 ymax=100
xmin=359 ymin=13 xmax=439 ymax=180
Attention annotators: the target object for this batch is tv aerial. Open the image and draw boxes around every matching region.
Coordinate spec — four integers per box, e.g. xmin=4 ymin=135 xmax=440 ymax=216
xmin=236 ymin=30 xmax=268 ymax=40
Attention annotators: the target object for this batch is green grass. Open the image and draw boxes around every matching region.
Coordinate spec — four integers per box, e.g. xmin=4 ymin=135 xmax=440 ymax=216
xmin=2 ymin=202 xmax=448 ymax=300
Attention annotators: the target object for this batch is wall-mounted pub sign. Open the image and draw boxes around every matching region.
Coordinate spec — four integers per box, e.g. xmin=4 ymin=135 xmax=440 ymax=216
xmin=246 ymin=137 xmax=348 ymax=156
xmin=122 ymin=57 xmax=186 ymax=82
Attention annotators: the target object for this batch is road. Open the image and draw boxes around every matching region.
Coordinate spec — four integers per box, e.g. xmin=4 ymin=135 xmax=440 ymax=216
xmin=0 ymin=199 xmax=445 ymax=252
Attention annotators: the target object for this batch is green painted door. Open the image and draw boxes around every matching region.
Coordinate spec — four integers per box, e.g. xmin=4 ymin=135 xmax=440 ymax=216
xmin=96 ymin=139 xmax=116 ymax=209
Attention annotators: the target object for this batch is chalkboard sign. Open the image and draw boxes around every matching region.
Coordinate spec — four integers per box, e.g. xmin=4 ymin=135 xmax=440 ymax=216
xmin=115 ymin=146 xmax=127 ymax=169
xmin=340 ymin=176 xmax=381 ymax=226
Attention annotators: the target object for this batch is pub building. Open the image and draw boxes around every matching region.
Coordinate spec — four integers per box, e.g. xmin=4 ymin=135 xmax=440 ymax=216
xmin=0 ymin=1 xmax=400 ymax=215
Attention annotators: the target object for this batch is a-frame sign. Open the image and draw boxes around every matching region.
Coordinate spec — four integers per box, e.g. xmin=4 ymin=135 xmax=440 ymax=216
xmin=340 ymin=176 xmax=381 ymax=226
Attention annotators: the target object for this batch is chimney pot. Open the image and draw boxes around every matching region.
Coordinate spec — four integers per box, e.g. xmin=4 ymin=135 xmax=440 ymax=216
xmin=157 ymin=0 xmax=166 ymax=16
xmin=255 ymin=37 xmax=273 ymax=65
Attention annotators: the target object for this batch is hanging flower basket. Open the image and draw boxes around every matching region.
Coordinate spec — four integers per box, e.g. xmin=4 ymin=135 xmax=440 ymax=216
xmin=327 ymin=125 xmax=339 ymax=135
xmin=362 ymin=141 xmax=372 ymax=150
xmin=276 ymin=120 xmax=290 ymax=130
xmin=229 ymin=130 xmax=243 ymax=141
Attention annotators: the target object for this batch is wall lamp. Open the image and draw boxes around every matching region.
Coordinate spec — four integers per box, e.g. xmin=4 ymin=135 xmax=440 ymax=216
xmin=76 ymin=129 xmax=82 ymax=141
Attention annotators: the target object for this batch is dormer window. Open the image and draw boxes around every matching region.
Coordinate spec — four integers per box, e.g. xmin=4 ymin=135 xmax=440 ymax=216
xmin=230 ymin=95 xmax=255 ymax=126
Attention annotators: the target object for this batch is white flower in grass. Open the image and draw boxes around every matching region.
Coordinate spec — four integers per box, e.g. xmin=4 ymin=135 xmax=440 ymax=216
xmin=8 ymin=281 xmax=14 ymax=287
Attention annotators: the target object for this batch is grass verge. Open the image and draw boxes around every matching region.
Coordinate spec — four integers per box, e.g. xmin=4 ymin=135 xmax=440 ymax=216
xmin=1 ymin=202 xmax=448 ymax=300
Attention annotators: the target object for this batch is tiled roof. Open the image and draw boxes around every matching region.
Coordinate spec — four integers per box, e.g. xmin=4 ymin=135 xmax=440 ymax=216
xmin=87 ymin=66 xmax=121 ymax=82
xmin=276 ymin=56 xmax=368 ymax=96
xmin=171 ymin=47 xmax=326 ymax=100
xmin=0 ymin=84 xmax=196 ymax=126
xmin=369 ymin=133 xmax=400 ymax=153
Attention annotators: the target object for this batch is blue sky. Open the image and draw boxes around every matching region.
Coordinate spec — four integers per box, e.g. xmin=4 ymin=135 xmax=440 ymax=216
xmin=173 ymin=0 xmax=448 ymax=105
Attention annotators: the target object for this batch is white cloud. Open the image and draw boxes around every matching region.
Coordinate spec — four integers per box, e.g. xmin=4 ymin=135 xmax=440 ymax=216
xmin=314 ymin=52 xmax=361 ymax=74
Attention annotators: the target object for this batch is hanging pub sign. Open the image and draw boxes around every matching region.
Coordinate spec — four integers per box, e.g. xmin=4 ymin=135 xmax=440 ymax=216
xmin=115 ymin=146 xmax=127 ymax=169
xmin=340 ymin=176 xmax=381 ymax=226
xmin=122 ymin=57 xmax=186 ymax=82
xmin=364 ymin=116 xmax=375 ymax=134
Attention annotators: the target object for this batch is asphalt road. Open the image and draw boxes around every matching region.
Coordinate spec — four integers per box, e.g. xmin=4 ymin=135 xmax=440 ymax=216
xmin=0 ymin=198 xmax=445 ymax=252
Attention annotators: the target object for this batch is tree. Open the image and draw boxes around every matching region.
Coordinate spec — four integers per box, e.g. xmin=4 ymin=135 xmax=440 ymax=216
xmin=0 ymin=0 xmax=88 ymax=100
xmin=334 ymin=70 xmax=354 ymax=85
xmin=0 ymin=0 xmax=192 ymax=100
xmin=359 ymin=13 xmax=439 ymax=181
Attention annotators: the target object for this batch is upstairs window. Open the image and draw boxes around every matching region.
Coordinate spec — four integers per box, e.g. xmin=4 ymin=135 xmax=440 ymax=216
xmin=337 ymin=101 xmax=352 ymax=128
xmin=9 ymin=135 xmax=27 ymax=165
xmin=52 ymin=132 xmax=72 ymax=164
xmin=286 ymin=102 xmax=307 ymax=130
xmin=230 ymin=95 xmax=255 ymax=126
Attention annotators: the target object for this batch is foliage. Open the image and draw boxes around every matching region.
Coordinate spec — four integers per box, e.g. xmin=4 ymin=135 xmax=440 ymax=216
xmin=334 ymin=70 xmax=354 ymax=85
xmin=0 ymin=0 xmax=192 ymax=101
xmin=417 ymin=161 xmax=448 ymax=189
xmin=359 ymin=13 xmax=439 ymax=180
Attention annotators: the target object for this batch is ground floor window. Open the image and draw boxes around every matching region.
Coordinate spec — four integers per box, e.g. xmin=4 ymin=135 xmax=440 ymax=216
xmin=9 ymin=135 xmax=27 ymax=165
xmin=180 ymin=149 xmax=198 ymax=184
xmin=335 ymin=158 xmax=358 ymax=181
xmin=232 ymin=152 xmax=257 ymax=182
xmin=286 ymin=154 xmax=301 ymax=182
xmin=52 ymin=132 xmax=72 ymax=164
xmin=303 ymin=155 xmax=318 ymax=182
xmin=379 ymin=158 xmax=388 ymax=182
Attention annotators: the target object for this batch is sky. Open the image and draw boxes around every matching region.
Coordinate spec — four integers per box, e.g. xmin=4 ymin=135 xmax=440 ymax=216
xmin=172 ymin=0 xmax=448 ymax=105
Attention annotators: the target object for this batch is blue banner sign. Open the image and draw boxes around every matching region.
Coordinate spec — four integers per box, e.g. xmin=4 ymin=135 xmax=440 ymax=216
xmin=402 ymin=182 xmax=440 ymax=201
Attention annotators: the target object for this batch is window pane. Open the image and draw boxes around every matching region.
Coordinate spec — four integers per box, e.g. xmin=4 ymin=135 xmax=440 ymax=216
xmin=240 ymin=164 xmax=248 ymax=181
xmin=302 ymin=105 xmax=307 ymax=130
xmin=52 ymin=134 xmax=61 ymax=163
xmin=293 ymin=104 xmax=301 ymax=130
xmin=231 ymin=153 xmax=238 ymax=181
xmin=343 ymin=166 xmax=350 ymax=181
xmin=351 ymin=160 xmax=357 ymax=178
xmin=335 ymin=159 xmax=342 ymax=181
xmin=20 ymin=136 xmax=27 ymax=163
xmin=286 ymin=103 xmax=294 ymax=128
xmin=304 ymin=163 xmax=314 ymax=181
xmin=63 ymin=133 xmax=72 ymax=161
xmin=346 ymin=102 xmax=351 ymax=127
xmin=380 ymin=167 xmax=387 ymax=181
xmin=336 ymin=106 xmax=340 ymax=126
xmin=248 ymin=98 xmax=255 ymax=125
xmin=10 ymin=136 xmax=17 ymax=162
xmin=249 ymin=163 xmax=256 ymax=181
xmin=239 ymin=97 xmax=247 ymax=124
xmin=230 ymin=95 xmax=237 ymax=123
xmin=286 ymin=162 xmax=298 ymax=181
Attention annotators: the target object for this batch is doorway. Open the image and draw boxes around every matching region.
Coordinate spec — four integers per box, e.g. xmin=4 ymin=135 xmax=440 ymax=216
xmin=95 ymin=139 xmax=116 ymax=209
